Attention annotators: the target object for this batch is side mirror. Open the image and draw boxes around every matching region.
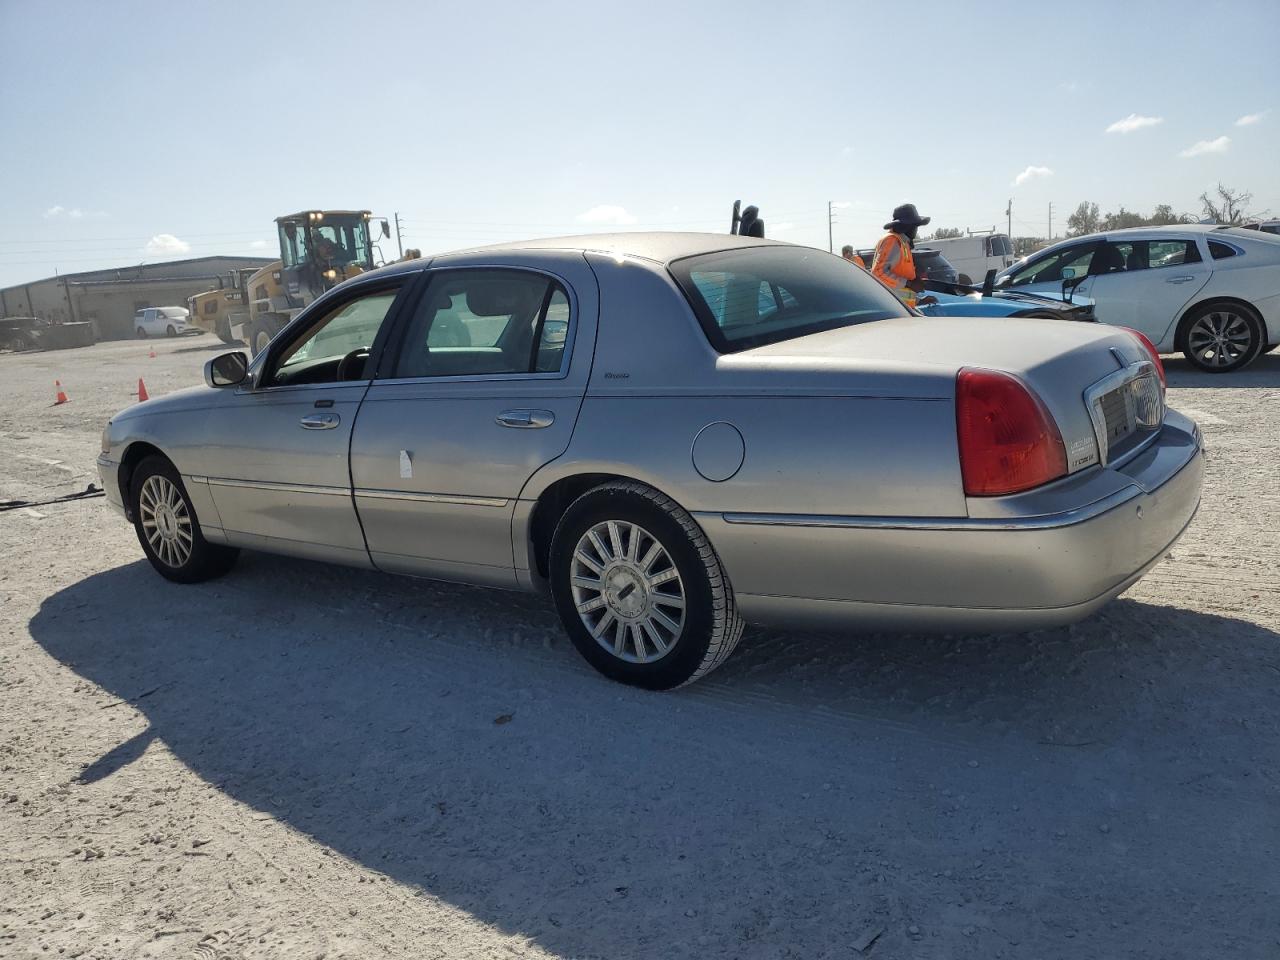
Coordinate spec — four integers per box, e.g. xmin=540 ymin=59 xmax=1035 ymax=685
xmin=381 ymin=219 xmax=391 ymax=238
xmin=205 ymin=351 xmax=248 ymax=388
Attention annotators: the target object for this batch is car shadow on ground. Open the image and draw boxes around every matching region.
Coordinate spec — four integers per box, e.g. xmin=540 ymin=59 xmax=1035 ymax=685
xmin=173 ymin=340 xmax=245 ymax=354
xmin=30 ymin=555 xmax=1280 ymax=957
xmin=1165 ymin=350 xmax=1280 ymax=388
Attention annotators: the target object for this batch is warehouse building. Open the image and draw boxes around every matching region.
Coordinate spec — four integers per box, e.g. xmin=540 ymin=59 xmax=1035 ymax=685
xmin=0 ymin=256 xmax=273 ymax=341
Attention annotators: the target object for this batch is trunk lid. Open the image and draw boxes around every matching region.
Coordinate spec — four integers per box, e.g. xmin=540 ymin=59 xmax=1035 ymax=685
xmin=726 ymin=315 xmax=1162 ymax=474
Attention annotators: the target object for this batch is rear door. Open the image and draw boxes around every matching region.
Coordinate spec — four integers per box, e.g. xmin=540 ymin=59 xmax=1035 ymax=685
xmin=350 ymin=255 xmax=598 ymax=587
xmin=1085 ymin=237 xmax=1211 ymax=344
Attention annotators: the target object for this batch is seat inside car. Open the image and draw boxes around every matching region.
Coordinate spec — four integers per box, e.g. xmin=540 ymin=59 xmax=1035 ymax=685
xmin=1093 ymin=244 xmax=1127 ymax=274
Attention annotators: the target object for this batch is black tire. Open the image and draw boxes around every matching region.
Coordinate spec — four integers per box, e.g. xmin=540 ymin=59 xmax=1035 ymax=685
xmin=215 ymin=317 xmax=236 ymax=344
xmin=130 ymin=455 xmax=239 ymax=584
xmin=165 ymin=324 xmax=177 ymax=337
xmin=250 ymin=318 xmax=280 ymax=357
xmin=549 ymin=481 xmax=744 ymax=689
xmin=1178 ymin=302 xmax=1264 ymax=373
xmin=136 ymin=326 xmax=147 ymax=339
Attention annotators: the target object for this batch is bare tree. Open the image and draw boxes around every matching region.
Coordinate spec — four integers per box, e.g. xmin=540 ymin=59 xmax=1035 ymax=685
xmin=1199 ymin=183 xmax=1258 ymax=225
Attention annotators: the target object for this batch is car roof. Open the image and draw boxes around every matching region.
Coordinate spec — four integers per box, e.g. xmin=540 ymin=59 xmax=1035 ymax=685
xmin=435 ymin=231 xmax=785 ymax=265
xmin=350 ymin=232 xmax=791 ymax=284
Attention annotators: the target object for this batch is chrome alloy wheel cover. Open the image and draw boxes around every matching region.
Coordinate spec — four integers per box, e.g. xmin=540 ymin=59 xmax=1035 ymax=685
xmin=1188 ymin=310 xmax=1253 ymax=367
xmin=139 ymin=474 xmax=193 ymax=567
xmin=570 ymin=520 xmax=686 ymax=663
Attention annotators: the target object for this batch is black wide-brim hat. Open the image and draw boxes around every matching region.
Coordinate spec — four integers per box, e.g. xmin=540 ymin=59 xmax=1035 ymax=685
xmin=884 ymin=203 xmax=931 ymax=230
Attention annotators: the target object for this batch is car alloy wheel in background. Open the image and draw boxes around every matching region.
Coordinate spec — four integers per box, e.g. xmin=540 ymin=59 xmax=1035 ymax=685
xmin=1181 ymin=304 xmax=1262 ymax=373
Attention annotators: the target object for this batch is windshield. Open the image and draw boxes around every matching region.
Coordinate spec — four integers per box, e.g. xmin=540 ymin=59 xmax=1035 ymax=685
xmin=279 ymin=215 xmax=374 ymax=269
xmin=669 ymin=246 xmax=909 ymax=353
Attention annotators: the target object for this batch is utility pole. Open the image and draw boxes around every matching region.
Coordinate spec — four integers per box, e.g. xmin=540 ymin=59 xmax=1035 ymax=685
xmin=394 ymin=211 xmax=404 ymax=259
xmin=1006 ymin=198 xmax=1012 ymax=240
xmin=827 ymin=201 xmax=835 ymax=253
xmin=1048 ymin=201 xmax=1054 ymax=240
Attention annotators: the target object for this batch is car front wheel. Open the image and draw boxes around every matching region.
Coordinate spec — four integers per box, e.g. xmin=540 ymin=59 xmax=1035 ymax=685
xmin=1180 ymin=303 xmax=1263 ymax=373
xmin=549 ymin=481 xmax=744 ymax=689
xmin=136 ymin=326 xmax=147 ymax=339
xmin=130 ymin=455 xmax=239 ymax=583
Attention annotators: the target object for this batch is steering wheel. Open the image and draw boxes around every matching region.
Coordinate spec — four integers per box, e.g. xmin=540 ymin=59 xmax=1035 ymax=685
xmin=335 ymin=348 xmax=369 ymax=382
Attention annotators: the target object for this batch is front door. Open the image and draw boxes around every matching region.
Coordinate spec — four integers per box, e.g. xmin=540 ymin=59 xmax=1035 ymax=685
xmin=350 ymin=257 xmax=598 ymax=587
xmin=203 ymin=280 xmax=411 ymax=567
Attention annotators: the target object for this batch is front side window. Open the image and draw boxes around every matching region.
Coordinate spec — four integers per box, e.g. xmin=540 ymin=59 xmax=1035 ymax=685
xmin=269 ymin=288 xmax=401 ymax=386
xmin=670 ymin=246 xmax=907 ymax=353
xmin=393 ymin=269 xmax=570 ymax=379
xmin=1004 ymin=242 xmax=1099 ymax=286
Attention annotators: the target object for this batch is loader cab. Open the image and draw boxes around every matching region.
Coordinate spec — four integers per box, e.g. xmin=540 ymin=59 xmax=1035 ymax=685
xmin=275 ymin=210 xmax=386 ymax=308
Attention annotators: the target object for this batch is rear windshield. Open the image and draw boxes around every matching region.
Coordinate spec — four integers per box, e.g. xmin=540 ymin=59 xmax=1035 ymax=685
xmin=669 ymin=245 xmax=909 ymax=352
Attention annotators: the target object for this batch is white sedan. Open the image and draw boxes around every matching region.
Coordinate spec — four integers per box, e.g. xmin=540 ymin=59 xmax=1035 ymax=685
xmin=996 ymin=225 xmax=1280 ymax=372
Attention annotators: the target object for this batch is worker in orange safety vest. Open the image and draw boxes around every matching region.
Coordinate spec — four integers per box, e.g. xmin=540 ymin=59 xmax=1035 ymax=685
xmin=871 ymin=203 xmax=936 ymax=308
xmin=841 ymin=244 xmax=866 ymax=269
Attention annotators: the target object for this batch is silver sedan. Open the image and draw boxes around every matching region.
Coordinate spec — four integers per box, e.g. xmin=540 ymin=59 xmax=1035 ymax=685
xmin=98 ymin=233 xmax=1204 ymax=688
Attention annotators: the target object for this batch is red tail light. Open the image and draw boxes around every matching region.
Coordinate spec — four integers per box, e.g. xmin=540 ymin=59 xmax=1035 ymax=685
xmin=956 ymin=368 xmax=1068 ymax=497
xmin=1123 ymin=328 xmax=1166 ymax=388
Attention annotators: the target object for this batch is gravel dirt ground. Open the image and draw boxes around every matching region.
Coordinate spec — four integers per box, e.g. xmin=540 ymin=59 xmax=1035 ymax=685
xmin=1 ymin=335 xmax=1278 ymax=959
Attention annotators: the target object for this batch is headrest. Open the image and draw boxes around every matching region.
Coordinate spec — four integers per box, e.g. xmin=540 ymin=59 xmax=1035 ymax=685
xmin=466 ymin=283 xmax=536 ymax=317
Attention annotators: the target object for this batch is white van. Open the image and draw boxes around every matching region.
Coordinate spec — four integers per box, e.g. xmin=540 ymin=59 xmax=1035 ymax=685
xmin=134 ymin=306 xmax=190 ymax=338
xmin=923 ymin=233 xmax=1016 ymax=283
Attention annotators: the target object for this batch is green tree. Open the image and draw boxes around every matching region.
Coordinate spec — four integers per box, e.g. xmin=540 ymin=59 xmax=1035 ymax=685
xmin=1066 ymin=201 xmax=1100 ymax=237
xmin=1101 ymin=207 xmax=1148 ymax=231
xmin=930 ymin=227 xmax=963 ymax=240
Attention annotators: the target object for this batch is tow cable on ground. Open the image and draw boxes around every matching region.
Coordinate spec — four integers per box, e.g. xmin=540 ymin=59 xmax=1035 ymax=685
xmin=0 ymin=483 xmax=105 ymax=513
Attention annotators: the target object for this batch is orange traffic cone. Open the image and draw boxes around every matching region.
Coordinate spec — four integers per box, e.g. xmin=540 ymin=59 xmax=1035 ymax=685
xmin=53 ymin=380 xmax=69 ymax=405
xmin=148 ymin=346 xmax=156 ymax=359
xmin=136 ymin=378 xmax=149 ymax=402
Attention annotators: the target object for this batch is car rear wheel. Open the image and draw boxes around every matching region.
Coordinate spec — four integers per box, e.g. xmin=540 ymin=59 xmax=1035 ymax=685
xmin=1180 ymin=303 xmax=1263 ymax=373
xmin=130 ymin=455 xmax=239 ymax=584
xmin=549 ymin=481 xmax=744 ymax=689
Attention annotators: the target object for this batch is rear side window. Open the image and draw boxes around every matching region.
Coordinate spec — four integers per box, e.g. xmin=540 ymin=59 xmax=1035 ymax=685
xmin=393 ymin=269 xmax=570 ymax=378
xmin=670 ymin=246 xmax=907 ymax=353
xmin=1208 ymin=240 xmax=1238 ymax=260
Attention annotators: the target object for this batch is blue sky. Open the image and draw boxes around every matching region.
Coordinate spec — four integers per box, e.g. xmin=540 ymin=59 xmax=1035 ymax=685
xmin=1 ymin=0 xmax=1277 ymax=287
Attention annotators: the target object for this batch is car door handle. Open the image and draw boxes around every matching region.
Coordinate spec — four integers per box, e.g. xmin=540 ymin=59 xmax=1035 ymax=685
xmin=1166 ymin=275 xmax=1196 ymax=284
xmin=299 ymin=413 xmax=340 ymax=430
xmin=496 ymin=409 xmax=554 ymax=429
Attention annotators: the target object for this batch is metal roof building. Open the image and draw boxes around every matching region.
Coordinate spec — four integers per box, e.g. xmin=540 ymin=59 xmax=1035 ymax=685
xmin=0 ymin=256 xmax=274 ymax=341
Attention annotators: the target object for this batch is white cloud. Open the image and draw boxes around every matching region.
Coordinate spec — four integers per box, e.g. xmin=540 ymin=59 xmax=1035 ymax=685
xmin=575 ymin=205 xmax=637 ymax=226
xmin=1014 ymin=165 xmax=1054 ymax=186
xmin=1179 ymin=136 xmax=1230 ymax=157
xmin=145 ymin=233 xmax=191 ymax=256
xmin=1235 ymin=111 xmax=1268 ymax=126
xmin=44 ymin=204 xmax=107 ymax=219
xmin=1105 ymin=113 xmax=1164 ymax=134
xmin=248 ymin=239 xmax=270 ymax=250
